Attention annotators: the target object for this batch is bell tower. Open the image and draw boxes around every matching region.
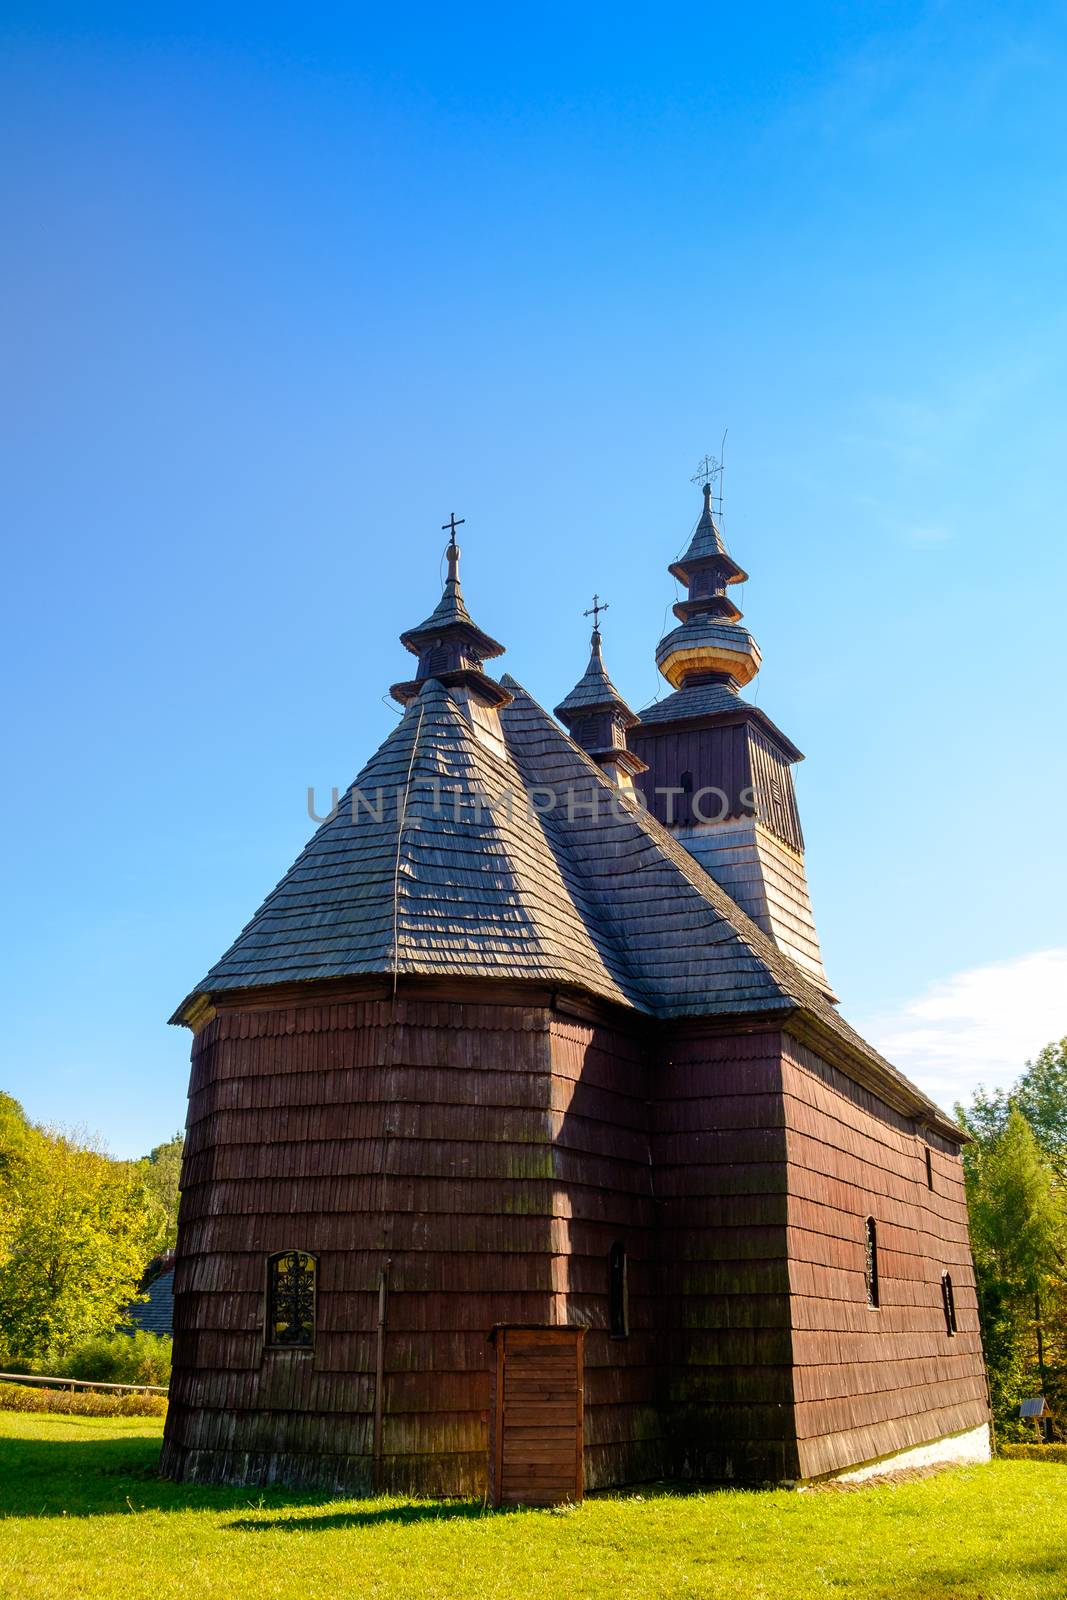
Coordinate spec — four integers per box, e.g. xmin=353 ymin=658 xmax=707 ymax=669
xmin=629 ymin=477 xmax=832 ymax=995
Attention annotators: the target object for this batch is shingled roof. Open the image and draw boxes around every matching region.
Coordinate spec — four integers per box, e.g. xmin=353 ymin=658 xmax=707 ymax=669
xmin=554 ymin=629 xmax=637 ymax=725
xmin=173 ymin=667 xmax=957 ymax=1136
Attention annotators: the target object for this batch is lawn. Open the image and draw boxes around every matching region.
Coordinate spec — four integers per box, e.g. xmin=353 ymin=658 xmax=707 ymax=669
xmin=1 ymin=1414 xmax=1065 ymax=1600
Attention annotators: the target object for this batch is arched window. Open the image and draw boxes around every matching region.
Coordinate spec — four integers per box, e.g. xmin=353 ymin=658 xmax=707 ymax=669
xmin=941 ymin=1271 xmax=957 ymax=1336
xmin=864 ymin=1218 xmax=879 ymax=1309
xmin=609 ymin=1241 xmax=629 ymax=1339
xmin=266 ymin=1250 xmax=318 ymax=1348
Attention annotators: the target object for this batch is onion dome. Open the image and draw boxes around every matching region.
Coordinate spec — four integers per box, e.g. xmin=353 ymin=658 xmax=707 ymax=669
xmin=391 ymin=519 xmax=511 ymax=708
xmin=555 ymin=614 xmax=647 ymax=784
xmin=656 ymin=482 xmax=760 ymax=690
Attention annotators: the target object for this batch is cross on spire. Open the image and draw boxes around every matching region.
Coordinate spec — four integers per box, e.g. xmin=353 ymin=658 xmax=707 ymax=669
xmin=583 ymin=593 xmax=609 ymax=634
xmin=442 ymin=512 xmax=465 ymax=545
xmin=690 ymin=454 xmax=721 ymax=488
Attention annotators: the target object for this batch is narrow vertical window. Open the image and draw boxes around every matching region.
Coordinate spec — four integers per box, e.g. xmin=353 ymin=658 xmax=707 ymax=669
xmin=609 ymin=1241 xmax=629 ymax=1339
xmin=864 ymin=1218 xmax=879 ymax=1308
xmin=941 ymin=1272 xmax=957 ymax=1336
xmin=266 ymin=1250 xmax=317 ymax=1348
xmin=925 ymin=1146 xmax=934 ymax=1190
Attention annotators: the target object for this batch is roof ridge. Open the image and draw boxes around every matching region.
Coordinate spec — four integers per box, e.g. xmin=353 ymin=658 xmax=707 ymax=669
xmin=396 ymin=686 xmax=637 ymax=1003
xmin=500 ymin=677 xmax=952 ymax=1124
xmin=502 ymin=679 xmax=814 ymax=983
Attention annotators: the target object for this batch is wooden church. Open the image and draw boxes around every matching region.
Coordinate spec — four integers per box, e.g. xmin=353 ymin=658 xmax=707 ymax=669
xmin=162 ymin=480 xmax=989 ymax=1501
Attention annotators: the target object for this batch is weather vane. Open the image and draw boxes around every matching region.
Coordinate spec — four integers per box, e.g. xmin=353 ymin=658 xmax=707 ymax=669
xmin=583 ymin=593 xmax=609 ymax=633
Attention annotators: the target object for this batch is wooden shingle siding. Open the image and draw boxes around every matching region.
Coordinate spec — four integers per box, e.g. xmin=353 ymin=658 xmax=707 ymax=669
xmin=781 ymin=1036 xmax=987 ymax=1479
xmin=165 ymin=995 xmax=668 ymax=1494
xmin=651 ymin=1027 xmax=800 ymax=1483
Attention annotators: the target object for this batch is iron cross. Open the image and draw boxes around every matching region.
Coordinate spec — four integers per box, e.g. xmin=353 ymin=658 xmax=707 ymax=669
xmin=583 ymin=594 xmax=609 ymax=632
xmin=442 ymin=512 xmax=465 ymax=542
xmin=690 ymin=454 xmax=721 ymax=487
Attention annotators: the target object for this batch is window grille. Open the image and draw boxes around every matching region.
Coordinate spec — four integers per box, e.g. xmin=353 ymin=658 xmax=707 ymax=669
xmin=266 ymin=1250 xmax=317 ymax=1348
xmin=864 ymin=1218 xmax=879 ymax=1308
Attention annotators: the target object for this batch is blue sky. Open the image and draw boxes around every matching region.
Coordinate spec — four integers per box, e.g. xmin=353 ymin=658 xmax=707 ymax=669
xmin=2 ymin=3 xmax=1065 ymax=1156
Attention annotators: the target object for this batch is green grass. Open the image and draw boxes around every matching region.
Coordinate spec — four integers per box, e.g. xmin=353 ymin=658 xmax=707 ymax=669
xmin=1 ymin=1414 xmax=1066 ymax=1600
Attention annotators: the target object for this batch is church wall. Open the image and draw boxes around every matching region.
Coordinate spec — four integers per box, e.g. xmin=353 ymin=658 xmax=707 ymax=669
xmin=651 ymin=1026 xmax=799 ymax=1483
xmin=548 ymin=1014 xmax=662 ymax=1489
xmin=780 ymin=1035 xmax=989 ymax=1480
xmin=631 ymin=720 xmax=754 ymax=830
xmin=163 ymin=993 xmax=583 ymax=1495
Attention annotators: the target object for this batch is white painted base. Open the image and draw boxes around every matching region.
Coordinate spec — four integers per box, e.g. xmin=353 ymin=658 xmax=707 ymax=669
xmin=827 ymin=1423 xmax=991 ymax=1485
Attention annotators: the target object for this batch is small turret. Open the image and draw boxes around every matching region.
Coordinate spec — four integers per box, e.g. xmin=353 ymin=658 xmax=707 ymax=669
xmin=391 ymin=514 xmax=511 ymax=710
xmin=655 ymin=480 xmax=761 ymax=691
xmin=555 ymin=599 xmax=647 ymax=787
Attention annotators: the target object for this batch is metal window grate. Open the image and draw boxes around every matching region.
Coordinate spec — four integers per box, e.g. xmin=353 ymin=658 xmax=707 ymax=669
xmin=864 ymin=1218 xmax=879 ymax=1308
xmin=266 ymin=1250 xmax=317 ymax=1348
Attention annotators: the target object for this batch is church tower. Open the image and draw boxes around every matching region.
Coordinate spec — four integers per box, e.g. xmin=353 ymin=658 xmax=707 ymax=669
xmin=629 ymin=478 xmax=832 ymax=994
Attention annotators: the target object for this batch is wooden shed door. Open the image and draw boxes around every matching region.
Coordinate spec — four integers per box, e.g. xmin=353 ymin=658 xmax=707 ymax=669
xmin=490 ymin=1327 xmax=585 ymax=1506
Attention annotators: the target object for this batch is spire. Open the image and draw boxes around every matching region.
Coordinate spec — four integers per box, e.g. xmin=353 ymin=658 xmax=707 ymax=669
xmin=655 ymin=479 xmax=761 ymax=691
xmin=555 ymin=603 xmax=647 ymax=786
xmin=391 ymin=514 xmax=511 ymax=708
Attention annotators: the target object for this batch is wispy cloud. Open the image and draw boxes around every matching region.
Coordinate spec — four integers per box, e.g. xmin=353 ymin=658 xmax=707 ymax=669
xmin=857 ymin=948 xmax=1067 ymax=1116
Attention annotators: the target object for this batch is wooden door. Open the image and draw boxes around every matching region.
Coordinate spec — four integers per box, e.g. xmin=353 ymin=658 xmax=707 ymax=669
xmin=490 ymin=1326 xmax=585 ymax=1506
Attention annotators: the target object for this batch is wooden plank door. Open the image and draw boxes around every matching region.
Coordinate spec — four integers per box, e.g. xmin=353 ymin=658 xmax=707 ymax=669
xmin=490 ymin=1327 xmax=585 ymax=1506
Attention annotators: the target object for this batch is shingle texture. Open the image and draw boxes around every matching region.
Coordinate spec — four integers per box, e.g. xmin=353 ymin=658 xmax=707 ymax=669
xmin=126 ymin=1266 xmax=174 ymax=1336
xmin=175 ymin=673 xmax=953 ymax=1130
xmin=554 ymin=632 xmax=634 ymax=721
xmin=638 ymin=682 xmax=752 ymax=724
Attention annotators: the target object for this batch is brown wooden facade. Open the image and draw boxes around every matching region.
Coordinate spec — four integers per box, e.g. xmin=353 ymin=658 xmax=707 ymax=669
xmin=162 ymin=978 xmax=985 ymax=1494
xmin=164 ymin=489 xmax=988 ymax=1498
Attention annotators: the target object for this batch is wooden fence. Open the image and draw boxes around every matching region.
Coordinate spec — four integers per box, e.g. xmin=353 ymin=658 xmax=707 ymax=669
xmin=0 ymin=1370 xmax=168 ymax=1396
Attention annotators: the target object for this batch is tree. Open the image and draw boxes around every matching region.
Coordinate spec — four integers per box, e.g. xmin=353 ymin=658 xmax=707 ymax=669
xmin=958 ymin=1080 xmax=1067 ymax=1437
xmin=139 ymin=1132 xmax=184 ymax=1252
xmin=0 ymin=1116 xmax=166 ymax=1364
xmin=957 ymin=1037 xmax=1067 ymax=1176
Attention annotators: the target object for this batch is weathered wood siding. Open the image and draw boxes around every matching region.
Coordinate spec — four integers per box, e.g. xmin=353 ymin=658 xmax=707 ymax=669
xmin=651 ymin=1027 xmax=799 ymax=1483
xmin=781 ymin=1035 xmax=989 ymax=1479
xmin=161 ymin=989 xmax=987 ymax=1494
xmin=162 ymin=994 xmax=664 ymax=1495
xmin=163 ymin=995 xmax=572 ymax=1494
xmin=548 ymin=1016 xmax=661 ymax=1488
xmin=631 ymin=719 xmax=803 ymax=852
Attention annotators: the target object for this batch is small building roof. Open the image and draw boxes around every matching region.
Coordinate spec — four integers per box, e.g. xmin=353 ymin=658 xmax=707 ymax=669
xmin=554 ymin=627 xmax=638 ymax=728
xmin=124 ymin=1263 xmax=174 ymax=1337
xmin=668 ymin=482 xmax=747 ymax=586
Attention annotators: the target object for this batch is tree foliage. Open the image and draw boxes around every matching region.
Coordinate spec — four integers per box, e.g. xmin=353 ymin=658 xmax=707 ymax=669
xmin=957 ymin=1046 xmax=1067 ymax=1439
xmin=138 ymin=1133 xmax=184 ymax=1252
xmin=0 ymin=1100 xmax=167 ymax=1364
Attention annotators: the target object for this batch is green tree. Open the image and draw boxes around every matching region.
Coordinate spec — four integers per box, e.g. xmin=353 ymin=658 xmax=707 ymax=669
xmin=959 ymin=1090 xmax=1067 ymax=1436
xmin=0 ymin=1119 xmax=165 ymax=1364
xmin=968 ymin=1108 xmax=1065 ymax=1300
xmin=958 ymin=1037 xmax=1067 ymax=1176
xmin=139 ymin=1132 xmax=184 ymax=1252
